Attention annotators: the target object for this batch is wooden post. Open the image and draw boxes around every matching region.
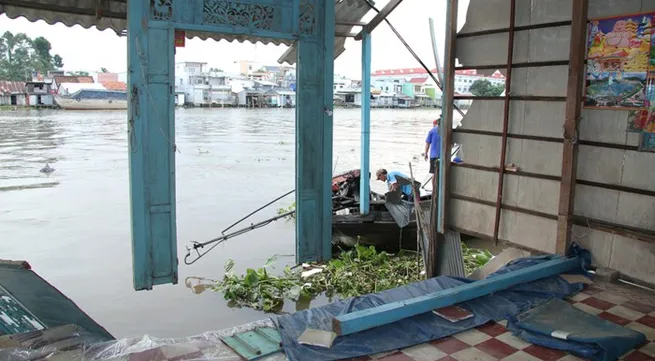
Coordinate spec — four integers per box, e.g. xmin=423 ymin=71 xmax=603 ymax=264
xmin=295 ymin=0 xmax=335 ymax=263
xmin=492 ymin=0 xmax=516 ymax=245
xmin=556 ymin=0 xmax=588 ymax=255
xmin=436 ymin=0 xmax=457 ymax=235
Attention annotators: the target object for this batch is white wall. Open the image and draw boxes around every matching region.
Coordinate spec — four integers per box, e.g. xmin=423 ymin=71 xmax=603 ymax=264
xmin=454 ymin=0 xmax=655 ymax=285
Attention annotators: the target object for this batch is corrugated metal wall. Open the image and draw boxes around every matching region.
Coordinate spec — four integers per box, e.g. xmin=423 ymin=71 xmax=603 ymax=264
xmin=450 ymin=0 xmax=655 ymax=286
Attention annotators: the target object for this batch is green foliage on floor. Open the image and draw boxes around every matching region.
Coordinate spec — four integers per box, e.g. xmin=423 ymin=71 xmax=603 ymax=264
xmin=214 ymin=243 xmax=492 ymax=312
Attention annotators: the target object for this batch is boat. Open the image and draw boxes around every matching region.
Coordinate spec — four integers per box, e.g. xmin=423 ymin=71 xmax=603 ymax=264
xmin=54 ymin=89 xmax=127 ymax=110
xmin=330 ymin=169 xmax=432 ymax=252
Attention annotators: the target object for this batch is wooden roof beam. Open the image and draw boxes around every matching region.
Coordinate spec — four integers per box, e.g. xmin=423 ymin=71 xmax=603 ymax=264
xmin=354 ymin=0 xmax=404 ymax=40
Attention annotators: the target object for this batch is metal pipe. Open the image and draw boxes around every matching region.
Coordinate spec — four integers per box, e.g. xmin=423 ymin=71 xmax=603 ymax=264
xmin=221 ymin=189 xmax=294 ymax=234
xmin=457 ymin=20 xmax=572 ymax=38
xmin=456 ymin=60 xmax=570 ymax=70
xmin=493 ymin=0 xmax=516 ymax=245
xmin=360 ymin=31 xmax=372 ymax=215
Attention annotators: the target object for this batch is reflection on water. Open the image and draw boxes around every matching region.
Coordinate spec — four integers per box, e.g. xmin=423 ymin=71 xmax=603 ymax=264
xmin=1 ymin=107 xmax=446 ymax=338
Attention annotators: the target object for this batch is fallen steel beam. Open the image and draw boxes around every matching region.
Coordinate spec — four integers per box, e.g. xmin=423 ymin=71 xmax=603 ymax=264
xmin=332 ymin=256 xmax=580 ymax=336
xmin=355 ymin=0 xmax=404 ymax=40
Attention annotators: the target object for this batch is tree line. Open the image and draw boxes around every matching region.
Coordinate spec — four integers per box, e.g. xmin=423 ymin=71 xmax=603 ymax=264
xmin=0 ymin=31 xmax=64 ymax=81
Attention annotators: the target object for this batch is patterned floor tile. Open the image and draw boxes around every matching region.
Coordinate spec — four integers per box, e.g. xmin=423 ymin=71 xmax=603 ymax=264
xmin=500 ymin=350 xmax=543 ymax=361
xmin=607 ymin=305 xmax=647 ymax=321
xmin=581 ymin=297 xmax=616 ymax=311
xmin=401 ymin=343 xmax=447 ymax=361
xmin=622 ymin=350 xmax=655 ymax=361
xmin=451 ymin=347 xmax=497 ymax=361
xmin=475 ymin=338 xmax=518 ymax=359
xmin=378 ymin=352 xmax=415 ymax=361
xmin=567 ymin=292 xmax=590 ymax=302
xmin=452 ymin=328 xmax=491 ymax=346
xmin=640 ymin=342 xmax=655 ymax=357
xmin=477 ymin=322 xmax=509 ymax=337
xmin=623 ymin=301 xmax=655 ymax=315
xmin=572 ymin=302 xmax=603 ymax=315
xmin=522 ymin=344 xmax=567 ymax=361
xmin=594 ymin=291 xmax=630 ymax=306
xmin=495 ymin=332 xmax=531 ymax=350
xmin=627 ymin=322 xmax=655 ymax=342
xmin=435 ymin=357 xmax=458 ymax=361
xmin=431 ymin=337 xmax=471 ymax=355
xmin=637 ymin=315 xmax=655 ymax=329
xmin=597 ymin=311 xmax=631 ymax=326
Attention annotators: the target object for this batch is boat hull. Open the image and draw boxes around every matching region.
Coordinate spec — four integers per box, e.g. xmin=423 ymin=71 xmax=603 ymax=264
xmin=55 ymin=96 xmax=127 ymax=110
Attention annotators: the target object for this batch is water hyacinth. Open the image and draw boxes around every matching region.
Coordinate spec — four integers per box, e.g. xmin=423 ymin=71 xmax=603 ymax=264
xmin=214 ymin=243 xmax=493 ymax=312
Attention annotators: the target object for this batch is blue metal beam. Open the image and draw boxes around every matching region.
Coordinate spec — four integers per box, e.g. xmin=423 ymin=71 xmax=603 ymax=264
xmin=332 ymin=256 xmax=580 ymax=336
xmin=359 ymin=31 xmax=372 ymax=215
xmin=295 ymin=0 xmax=335 ymax=263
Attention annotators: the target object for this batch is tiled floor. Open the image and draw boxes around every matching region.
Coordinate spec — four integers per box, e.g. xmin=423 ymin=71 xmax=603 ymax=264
xmin=85 ymin=281 xmax=655 ymax=361
xmin=345 ymin=281 xmax=655 ymax=361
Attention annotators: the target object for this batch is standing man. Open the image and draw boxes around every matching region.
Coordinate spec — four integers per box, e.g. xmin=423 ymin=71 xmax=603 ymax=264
xmin=424 ymin=118 xmax=442 ymax=174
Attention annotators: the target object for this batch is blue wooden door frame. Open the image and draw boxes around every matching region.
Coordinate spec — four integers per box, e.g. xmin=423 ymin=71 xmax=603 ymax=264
xmin=127 ymin=0 xmax=334 ymax=290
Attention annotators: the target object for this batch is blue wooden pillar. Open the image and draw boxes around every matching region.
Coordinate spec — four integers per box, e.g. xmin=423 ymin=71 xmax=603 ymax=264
xmin=127 ymin=0 xmax=177 ymax=290
xmin=359 ymin=31 xmax=371 ymax=215
xmin=295 ymin=0 xmax=335 ymax=263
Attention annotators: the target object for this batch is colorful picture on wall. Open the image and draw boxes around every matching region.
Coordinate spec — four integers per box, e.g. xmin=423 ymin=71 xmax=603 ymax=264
xmin=639 ymin=132 xmax=655 ymax=152
xmin=626 ymin=71 xmax=655 ymax=131
xmin=585 ymin=14 xmax=652 ymax=109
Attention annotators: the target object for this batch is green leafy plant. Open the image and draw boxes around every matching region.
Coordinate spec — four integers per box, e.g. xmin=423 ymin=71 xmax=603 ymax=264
xmin=276 ymin=201 xmax=296 ymax=220
xmin=462 ymin=243 xmax=493 ymax=275
xmin=214 ymin=243 xmax=493 ymax=312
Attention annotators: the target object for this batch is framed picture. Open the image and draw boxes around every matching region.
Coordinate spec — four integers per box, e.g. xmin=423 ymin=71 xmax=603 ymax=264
xmin=584 ymin=14 xmax=652 ymax=109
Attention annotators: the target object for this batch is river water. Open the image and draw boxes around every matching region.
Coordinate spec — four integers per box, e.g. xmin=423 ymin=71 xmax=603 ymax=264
xmin=1 ymin=107 xmax=446 ymax=338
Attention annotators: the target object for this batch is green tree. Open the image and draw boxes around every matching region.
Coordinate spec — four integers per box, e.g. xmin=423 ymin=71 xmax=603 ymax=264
xmin=53 ymin=55 xmax=64 ymax=69
xmin=100 ymin=67 xmax=109 ymax=73
xmin=469 ymin=79 xmax=505 ymax=97
xmin=0 ymin=31 xmax=64 ymax=80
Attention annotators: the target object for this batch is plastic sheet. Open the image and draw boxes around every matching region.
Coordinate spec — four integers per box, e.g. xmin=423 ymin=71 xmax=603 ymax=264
xmin=274 ymin=252 xmax=589 ymax=361
xmin=2 ymin=320 xmax=288 ymax=361
xmin=507 ymin=298 xmax=647 ymax=361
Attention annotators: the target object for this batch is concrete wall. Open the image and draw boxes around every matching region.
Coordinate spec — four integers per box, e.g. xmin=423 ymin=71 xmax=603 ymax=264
xmin=454 ymin=0 xmax=655 ymax=285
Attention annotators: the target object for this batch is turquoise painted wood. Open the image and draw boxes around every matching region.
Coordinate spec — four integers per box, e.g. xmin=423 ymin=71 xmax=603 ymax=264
xmin=221 ymin=327 xmax=282 ymax=360
xmin=128 ymin=0 xmax=177 ymax=290
xmin=359 ymin=31 xmax=371 ymax=215
xmin=128 ymin=0 xmax=333 ymax=289
xmin=332 ymin=256 xmax=581 ymax=336
xmin=295 ymin=0 xmax=335 ymax=263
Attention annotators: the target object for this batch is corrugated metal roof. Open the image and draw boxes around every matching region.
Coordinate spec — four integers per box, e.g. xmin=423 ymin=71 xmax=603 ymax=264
xmin=277 ymin=0 xmax=374 ymax=65
xmin=0 ymin=0 xmax=365 ymax=48
xmin=101 ymin=81 xmax=127 ymax=91
xmin=0 ymin=81 xmax=27 ymax=95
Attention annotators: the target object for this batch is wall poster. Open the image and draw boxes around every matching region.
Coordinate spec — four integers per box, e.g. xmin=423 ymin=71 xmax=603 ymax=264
xmin=585 ymin=14 xmax=652 ymax=109
xmin=639 ymin=132 xmax=655 ymax=152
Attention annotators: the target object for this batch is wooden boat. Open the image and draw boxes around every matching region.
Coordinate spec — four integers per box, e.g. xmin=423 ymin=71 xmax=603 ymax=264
xmin=330 ymin=169 xmax=431 ymax=252
xmin=55 ymin=89 xmax=127 ymax=110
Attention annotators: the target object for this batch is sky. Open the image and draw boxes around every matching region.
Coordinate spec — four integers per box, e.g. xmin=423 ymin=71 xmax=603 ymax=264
xmin=0 ymin=0 xmax=469 ymax=79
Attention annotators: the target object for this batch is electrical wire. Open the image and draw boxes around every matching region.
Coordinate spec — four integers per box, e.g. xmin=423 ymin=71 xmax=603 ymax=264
xmin=361 ymin=0 xmax=465 ymax=117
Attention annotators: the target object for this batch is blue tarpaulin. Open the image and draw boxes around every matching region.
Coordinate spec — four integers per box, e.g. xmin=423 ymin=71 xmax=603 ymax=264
xmin=273 ymin=249 xmax=592 ymax=361
xmin=507 ymin=298 xmax=647 ymax=361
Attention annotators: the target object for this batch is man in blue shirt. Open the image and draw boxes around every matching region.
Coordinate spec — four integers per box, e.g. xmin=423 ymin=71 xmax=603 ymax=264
xmin=376 ymin=168 xmax=415 ymax=202
xmin=424 ymin=118 xmax=442 ymax=174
